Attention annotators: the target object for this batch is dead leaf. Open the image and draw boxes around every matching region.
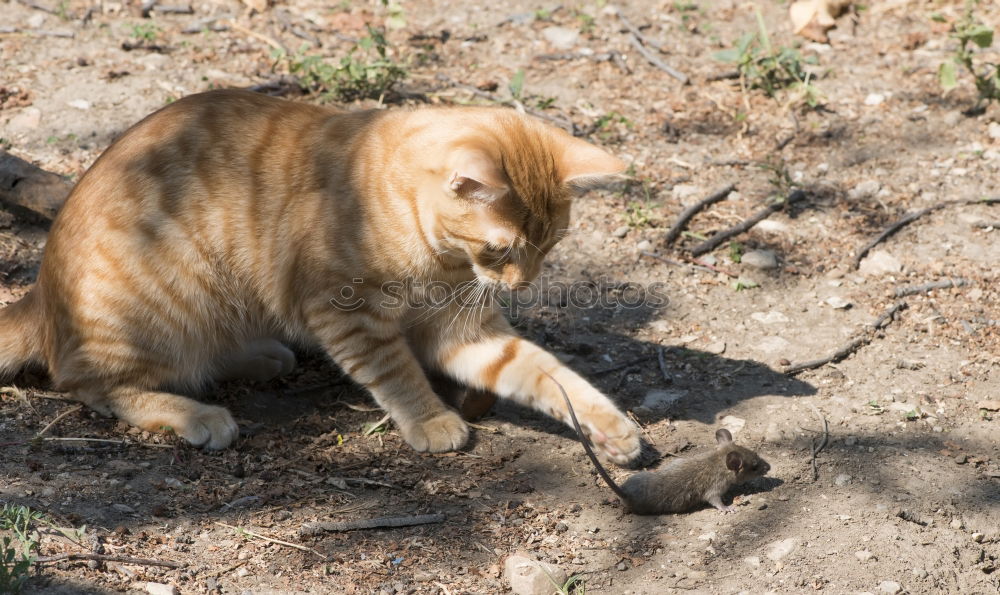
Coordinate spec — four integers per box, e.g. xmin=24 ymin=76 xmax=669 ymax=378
xmin=790 ymin=0 xmax=851 ymax=43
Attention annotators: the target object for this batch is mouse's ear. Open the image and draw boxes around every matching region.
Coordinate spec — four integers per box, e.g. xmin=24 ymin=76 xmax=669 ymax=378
xmin=725 ymin=451 xmax=743 ymax=472
xmin=715 ymin=428 xmax=733 ymax=445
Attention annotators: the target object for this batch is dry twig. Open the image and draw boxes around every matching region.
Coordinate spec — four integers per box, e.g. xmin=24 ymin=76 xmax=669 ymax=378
xmin=892 ymin=278 xmax=969 ymax=298
xmin=215 ymin=521 xmax=326 ymax=559
xmin=626 ymin=35 xmax=688 ymax=84
xmin=784 ymin=302 xmax=907 ymax=375
xmin=690 ymin=189 xmax=806 ymax=256
xmin=664 ymin=183 xmax=736 ymax=245
xmin=35 ymin=405 xmax=83 ymax=438
xmin=807 ymin=404 xmax=828 ymax=481
xmin=299 ymin=513 xmax=446 ymax=535
xmin=852 ymin=198 xmax=1000 ymax=268
xmin=34 ymin=553 xmax=184 ymax=568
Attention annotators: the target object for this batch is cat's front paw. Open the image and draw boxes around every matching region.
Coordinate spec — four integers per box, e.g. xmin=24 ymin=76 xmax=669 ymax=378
xmin=176 ymin=404 xmax=240 ymax=450
xmin=585 ymin=410 xmax=641 ymax=465
xmin=399 ymin=410 xmax=469 ymax=453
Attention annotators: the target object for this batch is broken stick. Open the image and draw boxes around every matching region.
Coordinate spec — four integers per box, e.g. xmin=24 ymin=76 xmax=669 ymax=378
xmin=626 ymin=35 xmax=688 ymax=84
xmin=299 ymin=513 xmax=445 ymax=535
xmin=852 ymin=198 xmax=1000 ymax=269
xmin=892 ymin=278 xmax=969 ymax=298
xmin=664 ymin=183 xmax=736 ymax=245
xmin=784 ymin=302 xmax=907 ymax=375
xmin=34 ymin=553 xmax=185 ymax=568
xmin=690 ymin=189 xmax=806 ymax=257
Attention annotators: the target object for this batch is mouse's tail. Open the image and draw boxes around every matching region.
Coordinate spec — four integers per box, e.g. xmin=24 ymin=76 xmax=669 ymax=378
xmin=542 ymin=370 xmax=632 ymax=504
xmin=0 ymin=290 xmax=45 ymax=376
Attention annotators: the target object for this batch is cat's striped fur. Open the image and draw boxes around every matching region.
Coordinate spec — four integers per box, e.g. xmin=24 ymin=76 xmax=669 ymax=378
xmin=0 ymin=89 xmax=640 ymax=463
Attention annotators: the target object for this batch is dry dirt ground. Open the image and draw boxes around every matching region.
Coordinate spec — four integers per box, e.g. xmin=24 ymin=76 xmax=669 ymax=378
xmin=2 ymin=0 xmax=1000 ymax=593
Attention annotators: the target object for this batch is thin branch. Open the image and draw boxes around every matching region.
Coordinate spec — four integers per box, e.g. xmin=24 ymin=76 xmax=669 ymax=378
xmin=664 ymin=183 xmax=736 ymax=245
xmin=807 ymin=404 xmax=828 ymax=482
xmin=36 ymin=405 xmax=82 ymax=438
xmin=299 ymin=513 xmax=446 ymax=535
xmin=615 ymin=8 xmax=665 ymax=51
xmin=784 ymin=302 xmax=907 ymax=375
xmin=626 ymin=35 xmax=688 ymax=83
xmin=690 ymin=189 xmax=806 ymax=256
xmin=852 ymin=198 xmax=1000 ymax=268
xmin=215 ymin=522 xmax=326 ymax=559
xmin=892 ymin=278 xmax=969 ymax=298
xmin=34 ymin=553 xmax=185 ymax=568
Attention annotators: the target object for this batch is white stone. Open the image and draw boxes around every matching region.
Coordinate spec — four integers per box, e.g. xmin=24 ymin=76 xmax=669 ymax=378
xmin=849 ymin=180 xmax=882 ymax=200
xmin=612 ymin=225 xmax=630 ymax=238
xmin=766 ymin=537 xmax=798 ymax=561
xmin=720 ymin=415 xmax=745 ymax=434
xmin=541 ymin=26 xmax=578 ymax=50
xmin=741 ymin=250 xmax=778 ymax=270
xmin=834 ymin=473 xmax=853 ymax=486
xmin=825 ymin=296 xmax=852 ymax=309
xmin=856 ymin=550 xmax=874 ymax=562
xmin=672 ymin=183 xmax=701 ymax=201
xmin=68 ymin=99 xmax=91 ymax=110
xmin=145 ymin=583 xmax=178 ymax=595
xmin=878 ymin=580 xmax=902 ymax=594
xmin=858 ymin=250 xmax=902 ymax=276
xmin=988 ymin=121 xmax=1000 ymax=140
xmin=864 ymin=93 xmax=885 ymax=106
xmin=743 ymin=555 xmax=761 ymax=568
xmin=505 ymin=553 xmax=568 ymax=595
xmin=636 ymin=239 xmax=652 ymax=252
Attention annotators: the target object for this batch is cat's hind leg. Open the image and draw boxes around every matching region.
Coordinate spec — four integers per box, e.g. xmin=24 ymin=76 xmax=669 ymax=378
xmin=215 ymin=338 xmax=296 ymax=382
xmin=79 ymin=387 xmax=239 ymax=449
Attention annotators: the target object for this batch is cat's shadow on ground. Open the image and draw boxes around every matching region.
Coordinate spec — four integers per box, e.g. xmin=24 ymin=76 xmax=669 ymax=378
xmin=232 ymin=297 xmax=817 ymax=469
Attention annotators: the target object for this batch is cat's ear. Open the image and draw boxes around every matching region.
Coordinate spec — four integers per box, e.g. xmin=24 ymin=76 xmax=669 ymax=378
xmin=553 ymin=134 xmax=628 ymax=192
xmin=446 ymin=149 xmax=509 ymax=202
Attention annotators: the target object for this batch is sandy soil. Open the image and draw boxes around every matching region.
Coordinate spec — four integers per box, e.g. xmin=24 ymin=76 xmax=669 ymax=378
xmin=1 ymin=0 xmax=999 ymax=593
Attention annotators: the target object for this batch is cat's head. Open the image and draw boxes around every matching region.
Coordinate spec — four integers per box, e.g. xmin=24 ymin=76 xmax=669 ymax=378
xmin=431 ymin=110 xmax=626 ymax=290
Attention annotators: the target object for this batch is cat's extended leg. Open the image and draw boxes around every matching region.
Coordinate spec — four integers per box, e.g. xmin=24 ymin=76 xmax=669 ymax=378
xmin=78 ymin=387 xmax=239 ymax=450
xmin=422 ymin=310 xmax=640 ymax=464
xmin=304 ymin=301 xmax=468 ymax=452
xmin=215 ymin=338 xmax=296 ymax=382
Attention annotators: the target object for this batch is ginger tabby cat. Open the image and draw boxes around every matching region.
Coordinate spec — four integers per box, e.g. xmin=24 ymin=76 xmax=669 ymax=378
xmin=0 ymin=89 xmax=640 ymax=464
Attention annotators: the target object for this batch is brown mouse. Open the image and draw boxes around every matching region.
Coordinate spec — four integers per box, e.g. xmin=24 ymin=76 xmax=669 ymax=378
xmin=547 ymin=374 xmax=770 ymax=514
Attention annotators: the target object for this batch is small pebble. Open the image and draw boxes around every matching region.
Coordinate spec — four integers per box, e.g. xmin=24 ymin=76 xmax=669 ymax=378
xmin=766 ymin=538 xmax=798 ymax=561
xmin=950 ymin=518 xmax=964 ymax=530
xmin=145 ymin=583 xmax=178 ymax=595
xmin=912 ymin=568 xmax=928 ymax=579
xmin=878 ymin=580 xmax=902 ymax=594
xmin=972 ymin=533 xmax=984 ymax=543
xmin=856 ymin=550 xmax=875 ymax=562
xmin=955 ymin=454 xmax=968 ymax=464
xmin=741 ymin=250 xmax=778 ymax=270
xmin=834 ymin=473 xmax=852 ymax=486
xmin=612 ymin=225 xmax=630 ymax=238
xmin=616 ymin=561 xmax=628 ymax=571
xmin=636 ymin=239 xmax=652 ymax=252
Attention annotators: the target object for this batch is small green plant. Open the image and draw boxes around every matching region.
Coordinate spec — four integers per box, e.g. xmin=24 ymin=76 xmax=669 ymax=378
xmin=0 ymin=505 xmax=43 ymax=593
xmin=130 ymin=22 xmax=161 ymax=42
xmin=728 ymin=241 xmax=743 ymax=263
xmin=623 ymin=180 xmax=658 ymax=228
xmin=508 ymin=69 xmax=526 ymax=100
xmin=939 ymin=1 xmax=1000 ymax=111
xmin=714 ymin=9 xmax=819 ymax=106
xmin=277 ymin=25 xmax=406 ymax=102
